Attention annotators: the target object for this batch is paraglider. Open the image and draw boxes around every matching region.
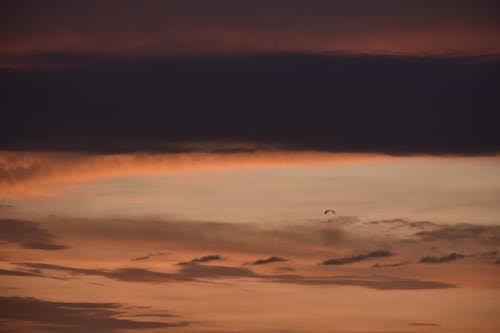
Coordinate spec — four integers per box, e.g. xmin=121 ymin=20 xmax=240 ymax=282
xmin=324 ymin=209 xmax=336 ymax=222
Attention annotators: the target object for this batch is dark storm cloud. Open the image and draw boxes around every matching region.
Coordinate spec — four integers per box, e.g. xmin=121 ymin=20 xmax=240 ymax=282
xmin=414 ymin=224 xmax=500 ymax=244
xmin=419 ymin=253 xmax=465 ymax=263
xmin=177 ymin=254 xmax=221 ymax=265
xmin=2 ymin=54 xmax=499 ymax=155
xmin=0 ymin=296 xmax=188 ymax=333
xmin=252 ymin=256 xmax=288 ymax=265
xmin=0 ymin=219 xmax=67 ymax=250
xmin=322 ymin=250 xmax=392 ymax=265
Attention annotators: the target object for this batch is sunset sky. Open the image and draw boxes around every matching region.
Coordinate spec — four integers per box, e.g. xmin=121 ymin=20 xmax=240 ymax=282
xmin=1 ymin=1 xmax=500 ymax=332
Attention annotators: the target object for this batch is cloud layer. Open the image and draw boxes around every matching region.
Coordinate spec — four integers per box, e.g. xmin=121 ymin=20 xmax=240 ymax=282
xmin=2 ymin=54 xmax=499 ymax=155
xmin=0 ymin=296 xmax=188 ymax=333
xmin=2 ymin=1 xmax=500 ymax=58
xmin=0 ymin=218 xmax=67 ymax=250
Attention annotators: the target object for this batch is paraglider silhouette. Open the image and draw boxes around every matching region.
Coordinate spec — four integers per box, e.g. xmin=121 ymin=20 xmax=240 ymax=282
xmin=324 ymin=209 xmax=336 ymax=222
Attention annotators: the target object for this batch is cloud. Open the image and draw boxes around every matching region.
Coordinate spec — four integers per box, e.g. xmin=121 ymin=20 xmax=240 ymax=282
xmin=0 ymin=218 xmax=67 ymax=250
xmin=0 ymin=151 xmax=383 ymax=197
xmin=178 ymin=254 xmax=221 ymax=265
xmin=408 ymin=322 xmax=439 ymax=327
xmin=370 ymin=219 xmax=437 ymax=230
xmin=2 ymin=1 xmax=500 ymax=59
xmin=414 ymin=224 xmax=500 ymax=244
xmin=0 ymin=268 xmax=46 ymax=278
xmin=27 ymin=217 xmax=345 ymax=256
xmin=131 ymin=251 xmax=166 ymax=261
xmin=372 ymin=261 xmax=409 ymax=268
xmin=0 ymin=296 xmax=188 ymax=333
xmin=2 ymin=54 xmax=499 ymax=155
xmin=19 ymin=262 xmax=258 ymax=281
xmin=322 ymin=250 xmax=392 ymax=265
xmin=17 ymin=262 xmax=455 ymax=290
xmin=252 ymin=256 xmax=288 ymax=265
xmin=419 ymin=253 xmax=465 ymax=263
xmin=178 ymin=264 xmax=258 ymax=279
xmin=268 ymin=274 xmax=456 ymax=290
xmin=19 ymin=263 xmax=190 ymax=283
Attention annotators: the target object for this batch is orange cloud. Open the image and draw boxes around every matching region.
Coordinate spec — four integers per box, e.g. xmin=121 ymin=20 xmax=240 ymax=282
xmin=1 ymin=151 xmax=498 ymax=198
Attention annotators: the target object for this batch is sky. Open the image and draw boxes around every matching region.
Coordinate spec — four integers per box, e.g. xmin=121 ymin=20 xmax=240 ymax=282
xmin=1 ymin=1 xmax=500 ymax=332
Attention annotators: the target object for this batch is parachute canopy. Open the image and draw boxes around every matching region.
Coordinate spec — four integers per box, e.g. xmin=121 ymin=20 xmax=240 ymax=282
xmin=324 ymin=209 xmax=336 ymax=215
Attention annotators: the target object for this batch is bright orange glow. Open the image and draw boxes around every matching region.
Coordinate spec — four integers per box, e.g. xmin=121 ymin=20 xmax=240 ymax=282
xmin=2 ymin=151 xmax=498 ymax=198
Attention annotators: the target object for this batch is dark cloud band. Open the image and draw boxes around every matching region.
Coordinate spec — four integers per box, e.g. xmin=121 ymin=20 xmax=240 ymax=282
xmin=2 ymin=53 xmax=499 ymax=155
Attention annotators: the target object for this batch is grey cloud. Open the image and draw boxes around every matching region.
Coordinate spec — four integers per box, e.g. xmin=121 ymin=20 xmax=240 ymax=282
xmin=322 ymin=250 xmax=392 ymax=265
xmin=0 ymin=296 xmax=188 ymax=333
xmin=419 ymin=253 xmax=465 ymax=263
xmin=0 ymin=218 xmax=67 ymax=250
xmin=252 ymin=256 xmax=287 ymax=265
xmin=178 ymin=254 xmax=221 ymax=265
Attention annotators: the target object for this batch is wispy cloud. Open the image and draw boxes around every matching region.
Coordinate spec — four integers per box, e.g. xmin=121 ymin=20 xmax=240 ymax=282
xmin=0 ymin=218 xmax=67 ymax=250
xmin=17 ymin=262 xmax=455 ymax=290
xmin=178 ymin=255 xmax=221 ymax=265
xmin=414 ymin=224 xmax=500 ymax=244
xmin=408 ymin=322 xmax=439 ymax=327
xmin=269 ymin=274 xmax=455 ymax=290
xmin=322 ymin=251 xmax=392 ymax=265
xmin=19 ymin=263 xmax=190 ymax=283
xmin=0 ymin=296 xmax=188 ymax=333
xmin=131 ymin=251 xmax=166 ymax=261
xmin=419 ymin=253 xmax=465 ymax=264
xmin=252 ymin=256 xmax=287 ymax=265
xmin=372 ymin=261 xmax=409 ymax=268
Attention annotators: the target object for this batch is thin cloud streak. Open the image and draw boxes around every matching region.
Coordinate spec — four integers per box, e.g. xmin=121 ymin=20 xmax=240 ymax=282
xmin=419 ymin=253 xmax=465 ymax=264
xmin=322 ymin=251 xmax=392 ymax=265
xmin=16 ymin=262 xmax=456 ymax=290
xmin=252 ymin=256 xmax=288 ymax=265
